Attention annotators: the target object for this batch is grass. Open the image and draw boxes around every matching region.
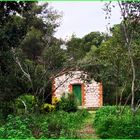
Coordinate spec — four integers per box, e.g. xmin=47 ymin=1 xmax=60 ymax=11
xmin=0 ymin=110 xmax=98 ymax=139
xmin=77 ymin=111 xmax=99 ymax=139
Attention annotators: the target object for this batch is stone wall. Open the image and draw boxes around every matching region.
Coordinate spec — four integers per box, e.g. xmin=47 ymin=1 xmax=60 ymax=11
xmin=52 ymin=71 xmax=103 ymax=108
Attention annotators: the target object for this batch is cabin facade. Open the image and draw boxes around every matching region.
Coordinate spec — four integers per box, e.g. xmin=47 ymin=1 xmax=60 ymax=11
xmin=52 ymin=70 xmax=103 ymax=109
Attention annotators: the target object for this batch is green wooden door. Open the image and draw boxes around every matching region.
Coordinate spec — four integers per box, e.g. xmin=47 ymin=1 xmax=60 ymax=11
xmin=73 ymin=85 xmax=82 ymax=106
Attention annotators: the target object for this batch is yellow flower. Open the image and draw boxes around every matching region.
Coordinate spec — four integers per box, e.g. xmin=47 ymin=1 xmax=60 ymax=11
xmin=52 ymin=97 xmax=60 ymax=105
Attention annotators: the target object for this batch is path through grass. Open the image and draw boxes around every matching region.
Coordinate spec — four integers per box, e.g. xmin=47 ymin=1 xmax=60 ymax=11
xmin=77 ymin=111 xmax=99 ymax=139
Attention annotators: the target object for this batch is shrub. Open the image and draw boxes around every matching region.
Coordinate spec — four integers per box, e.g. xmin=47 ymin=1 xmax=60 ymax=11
xmin=56 ymin=93 xmax=78 ymax=112
xmin=15 ymin=94 xmax=36 ymax=114
xmin=41 ymin=103 xmax=55 ymax=113
xmin=94 ymin=106 xmax=140 ymax=139
xmin=0 ymin=109 xmax=89 ymax=139
xmin=30 ymin=114 xmax=49 ymax=138
xmin=94 ymin=106 xmax=118 ymax=128
xmin=45 ymin=110 xmax=89 ymax=138
xmin=52 ymin=96 xmax=60 ymax=105
xmin=0 ymin=114 xmax=49 ymax=139
xmin=0 ymin=115 xmax=33 ymax=139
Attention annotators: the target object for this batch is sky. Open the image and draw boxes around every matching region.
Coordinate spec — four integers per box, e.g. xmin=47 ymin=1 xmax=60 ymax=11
xmin=49 ymin=2 xmax=122 ymax=40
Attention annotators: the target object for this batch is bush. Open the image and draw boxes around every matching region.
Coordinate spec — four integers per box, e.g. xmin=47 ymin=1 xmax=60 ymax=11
xmin=94 ymin=106 xmax=140 ymax=139
xmin=44 ymin=110 xmax=89 ymax=138
xmin=0 ymin=115 xmax=33 ymax=139
xmin=15 ymin=94 xmax=36 ymax=114
xmin=0 ymin=109 xmax=89 ymax=139
xmin=56 ymin=93 xmax=78 ymax=112
xmin=52 ymin=96 xmax=60 ymax=105
xmin=41 ymin=103 xmax=55 ymax=113
xmin=0 ymin=114 xmax=49 ymax=139
xmin=30 ymin=114 xmax=49 ymax=138
xmin=94 ymin=106 xmax=118 ymax=128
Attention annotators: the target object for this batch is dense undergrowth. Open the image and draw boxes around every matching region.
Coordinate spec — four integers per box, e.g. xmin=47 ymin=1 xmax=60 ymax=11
xmin=94 ymin=106 xmax=140 ymax=139
xmin=0 ymin=109 xmax=89 ymax=139
xmin=0 ymin=94 xmax=89 ymax=139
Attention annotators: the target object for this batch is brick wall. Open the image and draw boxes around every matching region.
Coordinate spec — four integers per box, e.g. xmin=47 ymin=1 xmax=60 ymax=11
xmin=52 ymin=71 xmax=103 ymax=108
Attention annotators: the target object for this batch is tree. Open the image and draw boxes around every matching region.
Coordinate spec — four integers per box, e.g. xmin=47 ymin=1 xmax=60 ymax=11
xmin=82 ymin=31 xmax=108 ymax=51
xmin=66 ymin=32 xmax=108 ymax=63
xmin=21 ymin=28 xmax=44 ymax=61
xmin=0 ymin=2 xmax=62 ymax=116
xmin=79 ymin=21 xmax=140 ymax=106
xmin=0 ymin=2 xmax=34 ymax=25
xmin=105 ymin=1 xmax=140 ymax=114
xmin=0 ymin=2 xmax=36 ymax=117
xmin=66 ymin=35 xmax=84 ymax=61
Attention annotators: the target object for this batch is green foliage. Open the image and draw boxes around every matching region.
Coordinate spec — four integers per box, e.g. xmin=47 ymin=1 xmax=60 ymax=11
xmin=0 ymin=101 xmax=14 ymax=119
xmin=0 ymin=2 xmax=34 ymax=25
xmin=0 ymin=110 xmax=89 ymax=139
xmin=0 ymin=2 xmax=62 ymax=113
xmin=40 ymin=110 xmax=89 ymax=138
xmin=94 ymin=106 xmax=140 ymax=139
xmin=43 ymin=45 xmax=67 ymax=71
xmin=66 ymin=32 xmax=107 ymax=62
xmin=80 ymin=23 xmax=140 ymax=105
xmin=0 ymin=114 xmax=49 ymax=139
xmin=41 ymin=103 xmax=55 ymax=113
xmin=0 ymin=115 xmax=33 ymax=139
xmin=82 ymin=31 xmax=106 ymax=50
xmin=21 ymin=27 xmax=44 ymax=61
xmin=77 ymin=108 xmax=90 ymax=118
xmin=94 ymin=106 xmax=118 ymax=126
xmin=15 ymin=94 xmax=36 ymax=114
xmin=29 ymin=114 xmax=49 ymax=138
xmin=56 ymin=93 xmax=78 ymax=112
xmin=67 ymin=35 xmax=84 ymax=61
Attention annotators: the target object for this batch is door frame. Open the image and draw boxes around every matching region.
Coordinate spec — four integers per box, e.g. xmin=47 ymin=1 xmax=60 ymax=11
xmin=68 ymin=83 xmax=85 ymax=106
xmin=72 ymin=84 xmax=82 ymax=106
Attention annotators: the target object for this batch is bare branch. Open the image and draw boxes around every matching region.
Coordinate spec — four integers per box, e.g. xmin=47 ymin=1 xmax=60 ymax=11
xmin=11 ymin=48 xmax=34 ymax=91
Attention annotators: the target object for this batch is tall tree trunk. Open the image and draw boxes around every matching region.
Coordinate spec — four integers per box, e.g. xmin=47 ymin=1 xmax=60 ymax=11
xmin=128 ymin=49 xmax=136 ymax=113
xmin=118 ymin=2 xmax=136 ymax=115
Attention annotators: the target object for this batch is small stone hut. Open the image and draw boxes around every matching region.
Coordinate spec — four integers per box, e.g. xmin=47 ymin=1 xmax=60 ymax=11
xmin=52 ymin=70 xmax=103 ymax=109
